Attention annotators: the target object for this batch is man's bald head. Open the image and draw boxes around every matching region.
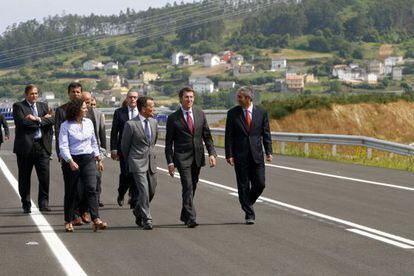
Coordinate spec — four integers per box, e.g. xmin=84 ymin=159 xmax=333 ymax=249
xmin=82 ymin=91 xmax=92 ymax=107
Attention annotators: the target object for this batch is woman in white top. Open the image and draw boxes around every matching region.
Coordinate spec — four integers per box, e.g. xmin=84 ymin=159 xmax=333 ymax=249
xmin=59 ymin=98 xmax=107 ymax=232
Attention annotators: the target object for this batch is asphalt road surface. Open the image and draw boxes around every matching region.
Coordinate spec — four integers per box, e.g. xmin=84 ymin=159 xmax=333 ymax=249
xmin=0 ymin=128 xmax=413 ymax=275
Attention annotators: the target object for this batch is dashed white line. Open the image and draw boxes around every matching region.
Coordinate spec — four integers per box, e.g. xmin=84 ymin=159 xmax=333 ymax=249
xmin=157 ymin=166 xmax=414 ymax=249
xmin=347 ymin=229 xmax=413 ymax=249
xmin=0 ymin=157 xmax=87 ymax=276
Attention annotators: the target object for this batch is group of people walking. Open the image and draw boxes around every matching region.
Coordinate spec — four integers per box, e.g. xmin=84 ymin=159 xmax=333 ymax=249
xmin=8 ymin=82 xmax=272 ymax=232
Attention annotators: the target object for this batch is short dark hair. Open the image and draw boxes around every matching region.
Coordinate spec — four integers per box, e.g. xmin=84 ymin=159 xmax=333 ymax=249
xmin=238 ymin=86 xmax=253 ymax=99
xmin=178 ymin=86 xmax=194 ymax=99
xmin=24 ymin=84 xmax=37 ymax=94
xmin=137 ymin=96 xmax=154 ymax=112
xmin=67 ymin=82 xmax=82 ymax=94
xmin=65 ymin=98 xmax=84 ymax=121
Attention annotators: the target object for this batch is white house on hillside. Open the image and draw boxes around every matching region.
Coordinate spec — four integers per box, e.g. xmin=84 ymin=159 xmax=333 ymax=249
xmin=271 ymin=58 xmax=287 ymax=71
xmin=191 ymin=77 xmax=214 ymax=94
xmin=172 ymin=52 xmax=184 ymax=65
xmin=104 ymin=62 xmax=119 ymax=71
xmin=83 ymin=60 xmax=104 ymax=71
xmin=203 ymin=54 xmax=220 ymax=67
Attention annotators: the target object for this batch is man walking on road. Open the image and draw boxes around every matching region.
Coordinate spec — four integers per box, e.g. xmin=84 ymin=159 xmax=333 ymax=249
xmin=165 ymin=87 xmax=216 ymax=228
xmin=225 ymin=87 xmax=273 ymax=224
xmin=121 ymin=96 xmax=158 ymax=230
xmin=110 ymin=90 xmax=139 ymax=208
xmin=13 ymin=84 xmax=54 ymax=213
xmin=0 ymin=112 xmax=9 ymax=150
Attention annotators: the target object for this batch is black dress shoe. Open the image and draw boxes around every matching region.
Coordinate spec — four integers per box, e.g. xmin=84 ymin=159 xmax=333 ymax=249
xmin=98 ymin=202 xmax=104 ymax=207
xmin=143 ymin=222 xmax=153 ymax=230
xmin=132 ymin=210 xmax=143 ymax=227
xmin=23 ymin=208 xmax=31 ymax=214
xmin=186 ymin=221 xmax=198 ymax=228
xmin=117 ymin=196 xmax=124 ymax=207
xmin=39 ymin=207 xmax=52 ymax=212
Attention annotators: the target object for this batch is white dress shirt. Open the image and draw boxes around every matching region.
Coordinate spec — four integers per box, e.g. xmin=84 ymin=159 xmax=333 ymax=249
xmin=58 ymin=118 xmax=100 ymax=162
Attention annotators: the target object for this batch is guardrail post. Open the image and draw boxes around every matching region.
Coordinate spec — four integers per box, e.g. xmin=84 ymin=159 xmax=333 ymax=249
xmin=280 ymin=142 xmax=285 ymax=154
xmin=304 ymin=143 xmax=309 ymax=156
xmin=332 ymin=144 xmax=337 ymax=157
xmin=366 ymin=148 xmax=372 ymax=159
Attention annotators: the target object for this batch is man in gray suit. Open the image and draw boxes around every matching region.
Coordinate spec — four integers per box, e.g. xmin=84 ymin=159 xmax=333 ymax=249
xmin=121 ymin=96 xmax=158 ymax=230
xmin=165 ymin=87 xmax=216 ymax=228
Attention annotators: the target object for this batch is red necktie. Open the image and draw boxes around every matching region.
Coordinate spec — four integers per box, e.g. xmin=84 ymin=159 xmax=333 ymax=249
xmin=186 ymin=111 xmax=194 ymax=135
xmin=245 ymin=109 xmax=251 ymax=130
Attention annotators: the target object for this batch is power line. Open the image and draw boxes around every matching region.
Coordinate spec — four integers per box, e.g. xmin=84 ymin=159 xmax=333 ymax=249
xmin=0 ymin=1 xmax=282 ymax=69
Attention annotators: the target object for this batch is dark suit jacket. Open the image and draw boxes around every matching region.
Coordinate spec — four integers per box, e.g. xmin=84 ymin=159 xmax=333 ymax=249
xmin=0 ymin=113 xmax=9 ymax=144
xmin=165 ymin=106 xmax=216 ymax=168
xmin=110 ymin=107 xmax=129 ymax=154
xmin=225 ymin=105 xmax=272 ymax=164
xmin=55 ymin=102 xmax=96 ymax=157
xmin=13 ymin=100 xmax=54 ymax=155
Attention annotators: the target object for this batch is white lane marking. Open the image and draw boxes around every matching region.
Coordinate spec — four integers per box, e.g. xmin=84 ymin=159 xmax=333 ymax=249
xmin=347 ymin=229 xmax=413 ymax=249
xmin=157 ymin=166 xmax=414 ymax=249
xmin=153 ymin=144 xmax=414 ymax=192
xmin=0 ymin=157 xmax=87 ymax=276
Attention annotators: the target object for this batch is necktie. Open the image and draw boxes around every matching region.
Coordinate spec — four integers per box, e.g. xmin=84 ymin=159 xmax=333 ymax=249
xmin=130 ymin=108 xmax=136 ymax=120
xmin=144 ymin=119 xmax=151 ymax=143
xmin=245 ymin=109 xmax=252 ymax=130
xmin=31 ymin=104 xmax=41 ymax=139
xmin=186 ymin=111 xmax=194 ymax=135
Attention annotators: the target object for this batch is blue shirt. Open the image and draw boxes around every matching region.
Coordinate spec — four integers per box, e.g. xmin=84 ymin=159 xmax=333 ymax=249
xmin=58 ymin=118 xmax=99 ymax=162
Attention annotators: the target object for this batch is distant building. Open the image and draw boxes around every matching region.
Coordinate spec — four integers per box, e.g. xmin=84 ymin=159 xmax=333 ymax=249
xmin=230 ymin=55 xmax=244 ymax=67
xmin=139 ymin=72 xmax=159 ymax=84
xmin=392 ymin=67 xmax=403 ymax=81
xmin=83 ymin=60 xmax=104 ymax=71
xmin=218 ymin=81 xmax=236 ymax=90
xmin=104 ymin=75 xmax=122 ymax=87
xmin=285 ymin=73 xmax=304 ymax=92
xmin=385 ymin=56 xmax=404 ymax=67
xmin=271 ymin=58 xmax=287 ymax=71
xmin=368 ymin=60 xmax=384 ymax=75
xmin=191 ymin=77 xmax=214 ymax=94
xmin=238 ymin=63 xmax=255 ymax=74
xmin=274 ymin=79 xmax=287 ymax=92
xmin=104 ymin=62 xmax=119 ymax=71
xmin=172 ymin=52 xmax=194 ymax=66
xmin=172 ymin=52 xmax=184 ymax=65
xmin=304 ymin=74 xmax=318 ymax=83
xmin=203 ymin=54 xmax=221 ymax=67
xmin=332 ymin=64 xmax=347 ymax=77
xmin=365 ymin=73 xmax=378 ymax=84
xmin=219 ymin=51 xmax=236 ymax=62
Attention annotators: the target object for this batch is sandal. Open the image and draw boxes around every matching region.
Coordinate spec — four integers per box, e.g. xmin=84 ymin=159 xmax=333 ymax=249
xmin=92 ymin=218 xmax=108 ymax=232
xmin=65 ymin=222 xmax=74 ymax=232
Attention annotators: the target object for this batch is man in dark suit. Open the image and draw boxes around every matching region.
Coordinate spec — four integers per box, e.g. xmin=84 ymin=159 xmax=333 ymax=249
xmin=13 ymin=84 xmax=54 ymax=213
xmin=55 ymin=82 xmax=97 ymax=223
xmin=225 ymin=87 xmax=273 ymax=225
xmin=0 ymin=113 xmax=9 ymax=149
xmin=121 ymin=96 xmax=158 ymax=230
xmin=110 ymin=90 xmax=139 ymax=208
xmin=165 ymin=86 xmax=217 ymax=228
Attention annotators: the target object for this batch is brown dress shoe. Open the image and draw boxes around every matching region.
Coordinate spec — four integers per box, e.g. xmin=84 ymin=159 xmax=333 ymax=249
xmin=72 ymin=217 xmax=84 ymax=226
xmin=81 ymin=212 xmax=91 ymax=223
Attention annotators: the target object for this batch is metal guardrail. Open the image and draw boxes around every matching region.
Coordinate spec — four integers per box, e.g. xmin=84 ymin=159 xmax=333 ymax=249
xmin=157 ymin=126 xmax=414 ymax=157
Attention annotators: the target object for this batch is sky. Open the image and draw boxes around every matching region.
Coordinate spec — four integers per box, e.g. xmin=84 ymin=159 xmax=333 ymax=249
xmin=0 ymin=0 xmax=193 ymax=34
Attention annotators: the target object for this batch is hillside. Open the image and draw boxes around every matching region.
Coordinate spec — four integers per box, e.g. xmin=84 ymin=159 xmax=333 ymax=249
xmin=269 ymin=101 xmax=414 ymax=144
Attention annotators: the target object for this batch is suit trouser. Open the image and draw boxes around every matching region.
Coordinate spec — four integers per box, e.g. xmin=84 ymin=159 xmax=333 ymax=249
xmin=16 ymin=140 xmax=50 ymax=209
xmin=118 ymin=155 xmax=137 ymax=207
xmin=62 ymin=154 xmax=99 ymax=223
xmin=234 ymin=153 xmax=265 ymax=220
xmin=96 ymin=170 xmax=102 ymax=203
xmin=132 ymin=171 xmax=152 ymax=222
xmin=177 ymin=162 xmax=201 ymax=223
